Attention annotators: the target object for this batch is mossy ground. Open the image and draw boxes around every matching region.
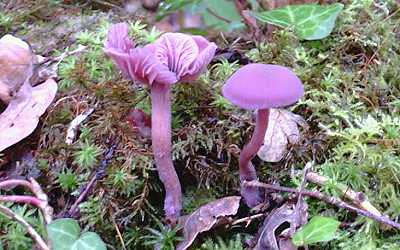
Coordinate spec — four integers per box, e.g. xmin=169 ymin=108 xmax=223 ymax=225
xmin=0 ymin=0 xmax=399 ymax=249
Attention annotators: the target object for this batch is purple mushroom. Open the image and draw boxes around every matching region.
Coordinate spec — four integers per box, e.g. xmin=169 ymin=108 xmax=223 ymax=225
xmin=222 ymin=63 xmax=304 ymax=207
xmin=105 ymin=23 xmax=217 ymax=222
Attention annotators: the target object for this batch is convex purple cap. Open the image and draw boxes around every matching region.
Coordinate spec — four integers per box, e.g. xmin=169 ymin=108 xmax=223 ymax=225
xmin=222 ymin=64 xmax=304 ymax=110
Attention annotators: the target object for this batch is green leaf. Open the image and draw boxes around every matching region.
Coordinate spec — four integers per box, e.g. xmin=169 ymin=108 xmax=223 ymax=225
xmin=253 ymin=3 xmax=344 ymax=40
xmin=47 ymin=218 xmax=107 ymax=250
xmin=292 ymin=216 xmax=341 ymax=246
xmin=156 ymin=0 xmax=200 ymax=21
xmin=202 ymin=0 xmax=245 ymax=31
xmin=47 ymin=218 xmax=80 ymax=250
xmin=71 ymin=232 xmax=107 ymax=250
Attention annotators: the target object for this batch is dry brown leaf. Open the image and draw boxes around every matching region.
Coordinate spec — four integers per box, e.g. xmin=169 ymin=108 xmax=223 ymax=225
xmin=0 ymin=78 xmax=57 ymax=152
xmin=257 ymin=109 xmax=307 ymax=162
xmin=254 ymin=201 xmax=308 ymax=250
xmin=176 ymin=196 xmax=241 ymax=250
xmin=0 ymin=34 xmax=34 ymax=104
xmin=32 ymin=45 xmax=86 ymax=85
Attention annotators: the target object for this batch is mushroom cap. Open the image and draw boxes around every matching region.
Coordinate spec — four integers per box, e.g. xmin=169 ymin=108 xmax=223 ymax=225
xmin=222 ymin=64 xmax=304 ymax=110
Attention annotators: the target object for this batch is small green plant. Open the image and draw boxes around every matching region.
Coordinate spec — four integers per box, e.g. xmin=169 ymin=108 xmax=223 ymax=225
xmin=79 ymin=126 xmax=94 ymax=142
xmin=73 ymin=142 xmax=102 ymax=170
xmin=107 ymin=168 xmax=139 ymax=196
xmin=0 ymin=12 xmax=13 ymax=32
xmin=211 ymin=59 xmax=240 ymax=83
xmin=0 ymin=205 xmax=44 ymax=250
xmin=211 ymin=94 xmax=232 ymax=110
xmin=57 ymin=169 xmax=79 ymax=192
xmin=143 ymin=219 xmax=183 ymax=250
xmin=79 ymin=197 xmax=104 ymax=227
xmin=76 ymin=30 xmax=102 ymax=46
xmin=58 ymin=56 xmax=77 ymax=91
xmin=199 ymin=235 xmax=244 ymax=250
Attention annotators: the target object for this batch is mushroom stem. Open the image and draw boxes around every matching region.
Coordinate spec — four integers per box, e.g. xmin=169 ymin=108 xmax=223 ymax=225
xmin=151 ymin=82 xmax=182 ymax=222
xmin=239 ymin=108 xmax=270 ymax=207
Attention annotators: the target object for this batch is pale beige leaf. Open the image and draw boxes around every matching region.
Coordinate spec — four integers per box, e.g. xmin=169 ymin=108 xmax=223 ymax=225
xmin=257 ymin=109 xmax=307 ymax=162
xmin=0 ymin=79 xmax=57 ymax=152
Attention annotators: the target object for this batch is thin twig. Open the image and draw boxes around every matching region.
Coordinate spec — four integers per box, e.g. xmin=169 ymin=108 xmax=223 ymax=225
xmin=68 ymin=175 xmax=97 ymax=216
xmin=91 ymin=0 xmax=122 ymax=9
xmin=0 ymin=195 xmax=45 ymax=206
xmin=68 ymin=140 xmax=117 ymax=217
xmin=292 ymin=162 xmax=312 ymax=233
xmin=112 ymin=215 xmax=127 ymax=250
xmin=231 ymin=213 xmax=265 ymax=227
xmin=28 ymin=178 xmax=53 ymax=224
xmin=244 ymin=180 xmax=400 ymax=230
xmin=305 ymin=172 xmax=382 ymax=216
xmin=0 ymin=179 xmax=32 ymax=189
xmin=0 ymin=178 xmax=53 ymax=224
xmin=0 ymin=205 xmax=49 ymax=250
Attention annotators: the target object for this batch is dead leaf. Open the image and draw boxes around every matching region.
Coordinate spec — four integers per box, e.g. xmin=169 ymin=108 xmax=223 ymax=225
xmin=253 ymin=201 xmax=308 ymax=250
xmin=0 ymin=78 xmax=57 ymax=152
xmin=257 ymin=109 xmax=307 ymax=162
xmin=0 ymin=34 xmax=34 ymax=104
xmin=176 ymin=196 xmax=241 ymax=250
xmin=31 ymin=45 xmax=86 ymax=85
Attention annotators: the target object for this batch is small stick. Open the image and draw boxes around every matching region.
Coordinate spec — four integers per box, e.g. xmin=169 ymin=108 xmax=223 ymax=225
xmin=291 ymin=162 xmax=312 ymax=233
xmin=112 ymin=215 xmax=127 ymax=250
xmin=68 ymin=175 xmax=97 ymax=216
xmin=0 ymin=205 xmax=49 ymax=250
xmin=28 ymin=178 xmax=53 ymax=224
xmin=68 ymin=141 xmax=117 ymax=216
xmin=0 ymin=178 xmax=53 ymax=224
xmin=0 ymin=195 xmax=45 ymax=207
xmin=244 ymin=180 xmax=400 ymax=230
xmin=65 ymin=107 xmax=95 ymax=145
xmin=231 ymin=213 xmax=265 ymax=227
xmin=305 ymin=172 xmax=382 ymax=216
xmin=0 ymin=179 xmax=32 ymax=190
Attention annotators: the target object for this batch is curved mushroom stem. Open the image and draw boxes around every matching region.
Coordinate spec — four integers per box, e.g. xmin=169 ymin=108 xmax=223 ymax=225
xmin=239 ymin=108 xmax=270 ymax=207
xmin=151 ymin=82 xmax=182 ymax=223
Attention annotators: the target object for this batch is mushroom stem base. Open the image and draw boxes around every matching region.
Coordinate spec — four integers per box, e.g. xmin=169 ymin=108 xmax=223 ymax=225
xmin=239 ymin=109 xmax=270 ymax=207
xmin=151 ymin=83 xmax=182 ymax=222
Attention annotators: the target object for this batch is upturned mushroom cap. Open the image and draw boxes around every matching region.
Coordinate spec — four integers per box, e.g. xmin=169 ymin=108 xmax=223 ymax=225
xmin=222 ymin=64 xmax=304 ymax=110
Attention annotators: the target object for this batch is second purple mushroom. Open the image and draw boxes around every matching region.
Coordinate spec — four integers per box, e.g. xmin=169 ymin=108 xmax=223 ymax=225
xmin=222 ymin=63 xmax=304 ymax=207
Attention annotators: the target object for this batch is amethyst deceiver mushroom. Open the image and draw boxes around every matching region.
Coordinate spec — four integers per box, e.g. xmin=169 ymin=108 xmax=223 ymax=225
xmin=222 ymin=63 xmax=304 ymax=207
xmin=104 ymin=23 xmax=217 ymax=222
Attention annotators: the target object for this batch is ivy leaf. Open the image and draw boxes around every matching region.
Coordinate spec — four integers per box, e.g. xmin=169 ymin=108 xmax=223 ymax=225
xmin=253 ymin=3 xmax=344 ymax=40
xmin=71 ymin=232 xmax=107 ymax=250
xmin=202 ymin=0 xmax=245 ymax=31
xmin=156 ymin=0 xmax=200 ymax=21
xmin=292 ymin=216 xmax=340 ymax=246
xmin=47 ymin=218 xmax=107 ymax=250
xmin=47 ymin=218 xmax=80 ymax=250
